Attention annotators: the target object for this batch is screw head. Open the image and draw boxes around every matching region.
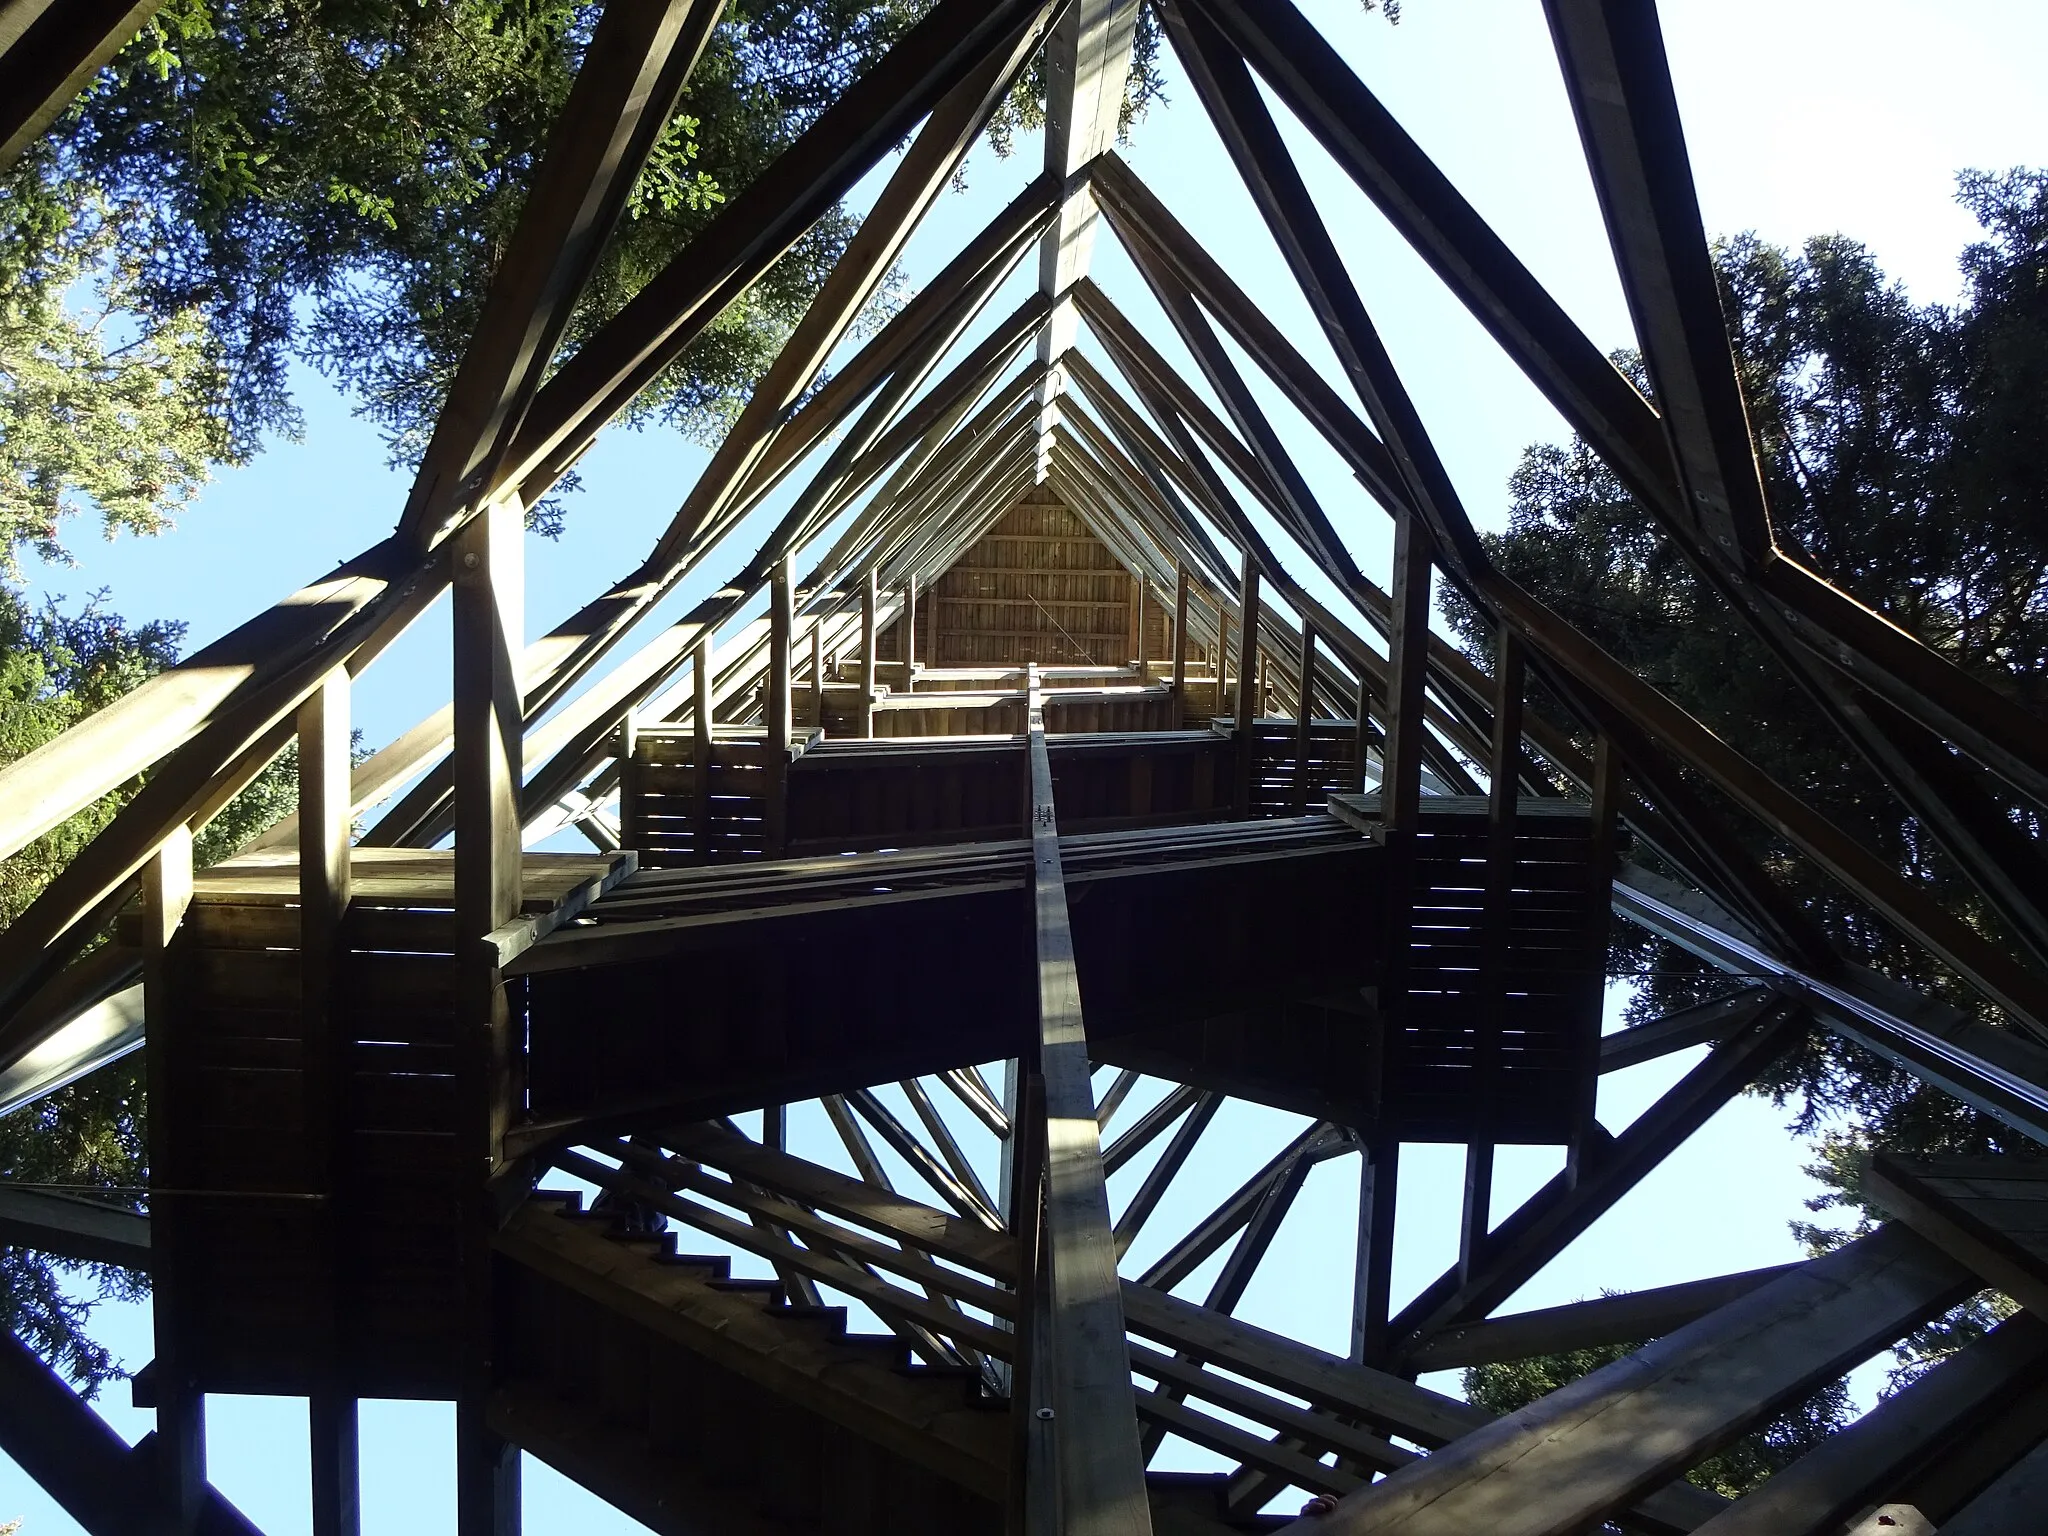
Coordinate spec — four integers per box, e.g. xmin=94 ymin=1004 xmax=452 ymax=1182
xmin=462 ymin=551 xmax=480 ymax=570
xmin=1034 ymin=1407 xmax=1055 ymax=1421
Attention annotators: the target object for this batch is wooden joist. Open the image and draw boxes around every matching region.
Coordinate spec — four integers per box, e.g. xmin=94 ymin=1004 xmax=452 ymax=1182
xmin=1313 ymin=1225 xmax=1973 ymax=1536
xmin=0 ymin=1183 xmax=149 ymax=1268
xmin=1403 ymin=1263 xmax=1800 ymax=1372
xmin=1690 ymin=1312 xmax=2048 ymax=1536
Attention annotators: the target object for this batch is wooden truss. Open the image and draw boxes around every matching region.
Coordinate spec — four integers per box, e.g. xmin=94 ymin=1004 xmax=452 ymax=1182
xmin=2 ymin=1 xmax=2047 ymax=1533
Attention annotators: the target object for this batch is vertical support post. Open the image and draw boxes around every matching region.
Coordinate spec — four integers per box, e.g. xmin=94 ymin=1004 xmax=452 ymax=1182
xmin=1171 ymin=562 xmax=1189 ymax=728
xmin=1571 ymin=731 xmax=1627 ymax=1183
xmin=616 ymin=713 xmax=639 ymax=851
xmin=1232 ymin=551 xmax=1260 ymax=817
xmin=767 ymin=552 xmax=794 ymax=856
xmin=1352 ymin=1135 xmax=1399 ymax=1369
xmin=1457 ymin=1143 xmax=1493 ymax=1290
xmin=861 ymin=569 xmax=879 ymax=739
xmin=809 ymin=621 xmax=824 ymax=734
xmin=1215 ymin=600 xmax=1231 ymax=724
xmin=1467 ymin=627 xmax=1524 ymax=1275
xmin=1293 ymin=625 xmax=1316 ymax=812
xmin=1134 ymin=575 xmax=1150 ymax=679
xmin=309 ymin=1398 xmax=361 ymax=1536
xmin=901 ymin=574 xmax=918 ymax=693
xmin=143 ymin=823 xmax=202 ymax=1533
xmin=298 ymin=669 xmax=360 ymax=1536
xmin=692 ymin=632 xmax=714 ymax=863
xmin=1354 ymin=674 xmax=1375 ymax=794
xmin=452 ymin=495 xmax=523 ymax=1536
xmin=1382 ymin=512 xmax=1434 ymax=837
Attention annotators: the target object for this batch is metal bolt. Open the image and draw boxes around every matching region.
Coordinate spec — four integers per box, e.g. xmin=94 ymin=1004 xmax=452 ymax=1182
xmin=462 ymin=551 xmax=480 ymax=570
xmin=1034 ymin=1407 xmax=1055 ymax=1421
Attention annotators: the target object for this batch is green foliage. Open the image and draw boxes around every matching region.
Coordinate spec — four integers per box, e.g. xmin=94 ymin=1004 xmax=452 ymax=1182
xmin=1446 ymin=169 xmax=2048 ymax=1411
xmin=4 ymin=0 xmax=1171 ymax=537
xmin=1463 ymin=1338 xmax=1850 ymax=1499
xmin=0 ymin=180 xmax=238 ymax=574
xmin=0 ymin=588 xmax=183 ymax=928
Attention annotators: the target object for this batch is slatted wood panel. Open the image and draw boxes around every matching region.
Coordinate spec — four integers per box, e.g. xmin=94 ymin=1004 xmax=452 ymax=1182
xmin=924 ymin=489 xmax=1172 ymax=668
xmin=1245 ymin=718 xmax=1365 ymax=813
xmin=864 ymin=689 xmax=1178 ymax=739
xmin=622 ymin=732 xmax=1240 ymax=866
xmin=139 ymin=849 xmax=623 ymax=1397
xmin=620 ymin=736 xmax=776 ymax=864
xmin=1333 ymin=797 xmax=1610 ymax=1144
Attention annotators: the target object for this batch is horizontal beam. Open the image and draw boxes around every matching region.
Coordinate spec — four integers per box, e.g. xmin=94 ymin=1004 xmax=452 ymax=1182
xmin=1403 ymin=1263 xmax=1797 ymax=1372
xmin=1598 ymin=988 xmax=1775 ymax=1073
xmin=0 ymin=1184 xmax=149 ymax=1268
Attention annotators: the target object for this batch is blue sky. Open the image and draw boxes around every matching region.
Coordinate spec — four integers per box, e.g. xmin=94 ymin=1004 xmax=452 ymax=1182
xmin=8 ymin=0 xmax=2047 ymax=1529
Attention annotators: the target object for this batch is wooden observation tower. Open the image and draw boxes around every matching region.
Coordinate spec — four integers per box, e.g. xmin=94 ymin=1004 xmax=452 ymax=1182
xmin=2 ymin=1 xmax=2047 ymax=1533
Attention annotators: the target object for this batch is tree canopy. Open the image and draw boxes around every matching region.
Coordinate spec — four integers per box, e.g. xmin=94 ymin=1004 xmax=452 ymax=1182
xmin=1 ymin=0 xmax=1167 ymax=545
xmin=1452 ymin=170 xmax=2048 ymax=1484
xmin=1452 ymin=168 xmax=2048 ymax=1185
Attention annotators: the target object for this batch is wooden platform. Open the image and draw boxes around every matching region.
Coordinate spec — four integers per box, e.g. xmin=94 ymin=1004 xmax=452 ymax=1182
xmin=513 ymin=817 xmax=1385 ymax=1140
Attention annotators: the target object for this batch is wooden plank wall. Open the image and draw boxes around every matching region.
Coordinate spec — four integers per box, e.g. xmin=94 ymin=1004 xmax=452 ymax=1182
xmin=909 ymin=489 xmax=1176 ymax=669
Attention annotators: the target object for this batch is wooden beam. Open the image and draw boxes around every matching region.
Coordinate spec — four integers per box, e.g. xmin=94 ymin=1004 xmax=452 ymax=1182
xmin=1599 ymin=988 xmax=1776 ymax=1073
xmin=296 ymin=667 xmax=359 ymax=1536
xmin=141 ymin=823 xmax=204 ymax=1533
xmin=1232 ymin=550 xmax=1260 ymax=816
xmin=1032 ymin=0 xmax=1144 ymax=468
xmin=902 ymin=574 xmax=918 ymax=690
xmin=0 ymin=0 xmax=158 ymax=169
xmin=1863 ymin=1153 xmax=2048 ymax=1319
xmin=452 ymin=496 xmax=523 ymax=1536
xmin=0 ymin=1183 xmax=149 ymax=1268
xmin=1380 ymin=512 xmax=1432 ymax=837
xmin=1171 ymin=562 xmax=1190 ymax=726
xmin=1352 ymin=1136 xmax=1398 ymax=1368
xmin=1390 ymin=1002 xmax=1807 ymax=1360
xmin=1293 ymin=623 xmax=1316 ymax=812
xmin=861 ymin=569 xmax=880 ymax=739
xmin=1690 ymin=1312 xmax=2048 ymax=1536
xmin=1314 ymin=1226 xmax=1972 ymax=1536
xmin=1022 ymin=664 xmax=1153 ymax=1535
xmin=809 ymin=620 xmax=825 ymax=731
xmin=504 ymin=0 xmax=1059 ymax=500
xmin=1404 ymin=1263 xmax=1800 ymax=1372
xmin=396 ymin=0 xmax=722 ymax=551
xmin=767 ymin=552 xmax=794 ymax=855
xmin=0 ymin=1326 xmax=262 ymax=1536
xmin=1939 ymin=1434 xmax=2048 ymax=1536
xmin=690 ymin=631 xmax=713 ymax=859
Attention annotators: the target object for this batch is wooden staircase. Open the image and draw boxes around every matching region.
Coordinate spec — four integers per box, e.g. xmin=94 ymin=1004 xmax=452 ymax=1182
xmin=492 ymin=1192 xmax=1266 ymax=1534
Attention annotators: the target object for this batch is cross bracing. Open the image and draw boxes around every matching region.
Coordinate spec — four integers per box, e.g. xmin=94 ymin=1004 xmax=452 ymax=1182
xmin=1 ymin=1 xmax=2047 ymax=1533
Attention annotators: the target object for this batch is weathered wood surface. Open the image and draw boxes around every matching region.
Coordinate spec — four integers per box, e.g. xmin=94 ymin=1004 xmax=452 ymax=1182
xmin=1690 ymin=1312 xmax=2048 ymax=1536
xmin=0 ymin=1184 xmax=150 ymax=1268
xmin=1863 ymin=1152 xmax=2048 ymax=1317
xmin=1314 ymin=1225 xmax=1971 ymax=1536
xmin=1403 ymin=1263 xmax=1800 ymax=1372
